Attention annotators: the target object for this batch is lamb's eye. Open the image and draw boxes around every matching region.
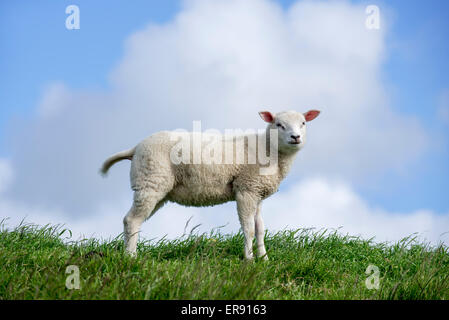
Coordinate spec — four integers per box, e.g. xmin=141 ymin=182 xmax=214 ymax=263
xmin=302 ymin=122 xmax=306 ymax=126
xmin=276 ymin=123 xmax=285 ymax=130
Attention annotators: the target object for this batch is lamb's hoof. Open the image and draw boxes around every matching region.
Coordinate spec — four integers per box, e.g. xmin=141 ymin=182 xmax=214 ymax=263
xmin=257 ymin=254 xmax=269 ymax=261
xmin=125 ymin=250 xmax=137 ymax=258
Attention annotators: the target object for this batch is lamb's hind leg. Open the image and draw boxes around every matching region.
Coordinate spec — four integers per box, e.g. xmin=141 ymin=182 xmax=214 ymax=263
xmin=123 ymin=188 xmax=166 ymax=256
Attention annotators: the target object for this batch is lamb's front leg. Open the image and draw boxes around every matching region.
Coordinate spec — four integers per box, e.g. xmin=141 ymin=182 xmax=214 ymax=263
xmin=236 ymin=192 xmax=259 ymax=260
xmin=255 ymin=203 xmax=268 ymax=260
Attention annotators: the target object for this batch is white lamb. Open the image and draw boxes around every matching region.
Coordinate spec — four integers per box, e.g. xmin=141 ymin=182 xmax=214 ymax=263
xmin=101 ymin=110 xmax=320 ymax=260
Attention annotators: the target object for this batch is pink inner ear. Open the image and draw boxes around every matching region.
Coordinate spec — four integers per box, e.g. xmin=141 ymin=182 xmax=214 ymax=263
xmin=259 ymin=111 xmax=274 ymax=123
xmin=304 ymin=110 xmax=320 ymax=122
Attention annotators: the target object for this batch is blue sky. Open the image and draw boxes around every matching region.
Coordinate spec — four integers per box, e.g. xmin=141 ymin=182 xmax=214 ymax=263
xmin=0 ymin=0 xmax=180 ymax=137
xmin=0 ymin=0 xmax=448 ymax=241
xmin=365 ymin=0 xmax=449 ymax=214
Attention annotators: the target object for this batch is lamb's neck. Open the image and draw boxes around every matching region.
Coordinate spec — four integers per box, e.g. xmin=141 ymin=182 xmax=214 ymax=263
xmin=264 ymin=129 xmax=298 ymax=180
xmin=277 ymin=150 xmax=298 ymax=180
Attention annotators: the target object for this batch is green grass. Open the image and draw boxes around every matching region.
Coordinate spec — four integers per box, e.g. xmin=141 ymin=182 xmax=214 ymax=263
xmin=0 ymin=221 xmax=448 ymax=300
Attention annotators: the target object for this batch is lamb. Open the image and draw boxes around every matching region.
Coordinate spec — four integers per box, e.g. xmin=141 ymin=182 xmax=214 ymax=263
xmin=101 ymin=110 xmax=320 ymax=260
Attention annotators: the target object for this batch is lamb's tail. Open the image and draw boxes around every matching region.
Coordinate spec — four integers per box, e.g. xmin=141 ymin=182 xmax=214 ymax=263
xmin=100 ymin=147 xmax=135 ymax=177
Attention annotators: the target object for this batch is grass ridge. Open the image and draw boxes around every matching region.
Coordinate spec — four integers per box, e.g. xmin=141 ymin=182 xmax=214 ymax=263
xmin=0 ymin=221 xmax=448 ymax=299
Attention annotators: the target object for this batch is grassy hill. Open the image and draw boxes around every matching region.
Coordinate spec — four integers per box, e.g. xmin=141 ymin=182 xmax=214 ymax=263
xmin=0 ymin=222 xmax=448 ymax=299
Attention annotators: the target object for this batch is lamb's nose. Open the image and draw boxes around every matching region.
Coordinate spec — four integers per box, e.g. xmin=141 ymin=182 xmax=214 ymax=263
xmin=291 ymin=135 xmax=300 ymax=141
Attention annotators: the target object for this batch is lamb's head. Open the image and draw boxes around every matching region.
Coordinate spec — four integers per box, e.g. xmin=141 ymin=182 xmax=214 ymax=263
xmin=259 ymin=110 xmax=320 ymax=153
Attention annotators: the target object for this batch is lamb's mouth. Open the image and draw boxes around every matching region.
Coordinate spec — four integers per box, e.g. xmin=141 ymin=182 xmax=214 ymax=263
xmin=288 ymin=141 xmax=301 ymax=145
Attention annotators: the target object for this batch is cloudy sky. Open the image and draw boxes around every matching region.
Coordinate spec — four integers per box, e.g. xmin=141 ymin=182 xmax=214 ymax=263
xmin=1 ymin=0 xmax=448 ymax=245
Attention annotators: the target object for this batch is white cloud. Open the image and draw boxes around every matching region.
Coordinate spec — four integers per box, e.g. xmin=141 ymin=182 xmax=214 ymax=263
xmin=0 ymin=159 xmax=13 ymax=194
xmin=262 ymin=177 xmax=449 ymax=245
xmin=37 ymin=82 xmax=72 ymax=119
xmin=1 ymin=0 xmax=438 ymax=243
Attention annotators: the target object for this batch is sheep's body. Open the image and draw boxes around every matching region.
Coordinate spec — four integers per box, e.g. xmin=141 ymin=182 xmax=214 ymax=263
xmin=130 ymin=131 xmax=291 ymax=206
xmin=101 ymin=110 xmax=320 ymax=259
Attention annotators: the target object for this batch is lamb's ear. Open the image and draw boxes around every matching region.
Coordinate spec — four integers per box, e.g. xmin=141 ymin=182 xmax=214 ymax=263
xmin=259 ymin=111 xmax=275 ymax=123
xmin=304 ymin=110 xmax=320 ymax=122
